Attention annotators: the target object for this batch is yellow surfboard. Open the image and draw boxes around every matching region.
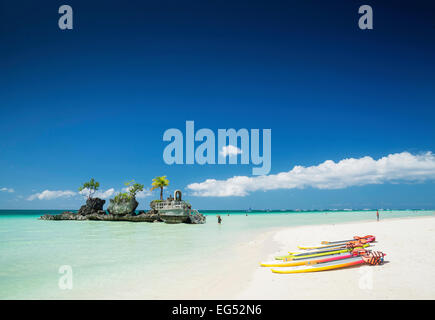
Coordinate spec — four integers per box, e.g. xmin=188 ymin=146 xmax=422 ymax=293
xmin=271 ymin=256 xmax=364 ymax=274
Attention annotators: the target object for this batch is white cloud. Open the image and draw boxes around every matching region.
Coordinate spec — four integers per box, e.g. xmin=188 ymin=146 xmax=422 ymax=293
xmin=187 ymin=151 xmax=435 ymax=197
xmin=27 ymin=190 xmax=77 ymax=201
xmin=220 ymin=145 xmax=242 ymax=157
xmin=135 ymin=190 xmax=152 ymax=199
xmin=121 ymin=186 xmax=152 ymax=199
xmin=28 ymin=186 xmax=149 ymax=201
xmin=26 ymin=186 xmax=149 ymax=201
xmin=79 ymin=188 xmax=116 ymax=199
xmin=96 ymin=188 xmax=116 ymax=199
xmin=0 ymin=187 xmax=14 ymax=193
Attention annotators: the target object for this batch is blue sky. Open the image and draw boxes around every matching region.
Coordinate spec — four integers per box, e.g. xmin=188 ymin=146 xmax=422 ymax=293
xmin=1 ymin=0 xmax=435 ymax=210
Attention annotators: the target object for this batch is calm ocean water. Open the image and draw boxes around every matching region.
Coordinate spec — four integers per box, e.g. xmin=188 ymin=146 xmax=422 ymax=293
xmin=0 ymin=209 xmax=433 ymax=299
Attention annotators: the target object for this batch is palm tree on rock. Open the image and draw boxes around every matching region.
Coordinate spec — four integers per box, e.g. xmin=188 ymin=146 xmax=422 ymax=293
xmin=151 ymin=176 xmax=169 ymax=200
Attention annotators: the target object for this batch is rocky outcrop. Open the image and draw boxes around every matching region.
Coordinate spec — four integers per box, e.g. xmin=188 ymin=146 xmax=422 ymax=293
xmin=40 ymin=209 xmax=162 ymax=222
xmin=188 ymin=212 xmax=206 ymax=224
xmin=77 ymin=198 xmax=106 ymax=215
xmin=107 ymin=198 xmax=138 ymax=215
xmin=39 ymin=209 xmax=207 ymax=224
xmin=40 ymin=211 xmax=88 ymax=220
xmin=88 ymin=211 xmax=162 ymax=222
xmin=39 ymin=196 xmax=206 ymax=224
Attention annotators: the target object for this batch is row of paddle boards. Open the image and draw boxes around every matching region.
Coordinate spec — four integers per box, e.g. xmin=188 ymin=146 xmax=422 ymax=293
xmin=260 ymin=235 xmax=385 ymax=273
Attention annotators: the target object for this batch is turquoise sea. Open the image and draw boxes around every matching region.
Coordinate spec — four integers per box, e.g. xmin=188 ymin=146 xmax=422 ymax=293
xmin=0 ymin=209 xmax=433 ymax=299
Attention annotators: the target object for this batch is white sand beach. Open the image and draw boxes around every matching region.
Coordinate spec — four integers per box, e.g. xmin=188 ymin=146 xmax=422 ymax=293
xmin=233 ymin=215 xmax=435 ymax=300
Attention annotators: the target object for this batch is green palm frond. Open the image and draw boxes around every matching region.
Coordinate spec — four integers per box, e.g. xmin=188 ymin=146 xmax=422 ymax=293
xmin=151 ymin=176 xmax=169 ymax=189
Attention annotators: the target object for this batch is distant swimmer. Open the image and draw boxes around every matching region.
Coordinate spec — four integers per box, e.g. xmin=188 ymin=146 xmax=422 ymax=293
xmin=217 ymin=215 xmax=222 ymax=224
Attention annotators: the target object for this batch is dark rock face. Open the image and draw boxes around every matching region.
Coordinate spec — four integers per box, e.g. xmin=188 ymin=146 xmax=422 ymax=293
xmin=107 ymin=198 xmax=138 ymax=215
xmin=77 ymin=198 xmax=106 ymax=215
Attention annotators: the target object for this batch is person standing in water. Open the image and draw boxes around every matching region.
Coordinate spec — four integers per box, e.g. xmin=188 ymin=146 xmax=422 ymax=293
xmin=376 ymin=210 xmax=380 ymax=221
xmin=217 ymin=215 xmax=222 ymax=224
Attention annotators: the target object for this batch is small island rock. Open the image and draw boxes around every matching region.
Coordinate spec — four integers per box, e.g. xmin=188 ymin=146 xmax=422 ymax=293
xmin=78 ymin=198 xmax=106 ymax=215
xmin=107 ymin=198 xmax=139 ymax=215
